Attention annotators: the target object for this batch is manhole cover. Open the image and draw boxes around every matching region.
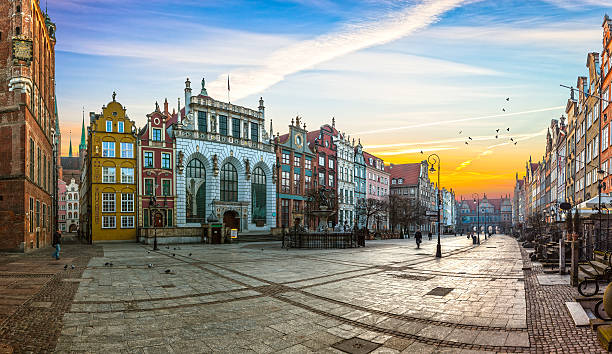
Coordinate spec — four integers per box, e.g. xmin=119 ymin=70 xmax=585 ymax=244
xmin=426 ymin=287 xmax=454 ymax=296
xmin=332 ymin=337 xmax=380 ymax=354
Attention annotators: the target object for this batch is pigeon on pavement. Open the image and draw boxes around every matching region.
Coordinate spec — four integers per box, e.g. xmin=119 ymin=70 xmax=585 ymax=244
xmin=165 ymin=269 xmax=171 ymax=274
xmin=148 ymin=264 xmax=153 ymax=268
xmin=71 ymin=265 xmax=75 ymax=270
xmin=64 ymin=265 xmax=68 ymax=270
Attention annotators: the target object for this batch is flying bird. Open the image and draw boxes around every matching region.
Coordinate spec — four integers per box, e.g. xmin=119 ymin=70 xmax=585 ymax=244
xmin=514 ymin=142 xmax=518 ymax=145
xmin=496 ymin=129 xmax=499 ymax=133
xmin=507 ymin=128 xmax=510 ymax=131
xmin=510 ymin=138 xmax=514 ymax=142
xmin=465 ymin=142 xmax=469 ymax=145
xmin=459 ymin=130 xmax=462 ymax=134
xmin=502 ymin=108 xmax=506 ymax=112
xmin=506 ymin=97 xmax=510 ymax=101
xmin=468 ymin=137 xmax=472 ymax=140
xmin=495 ymin=135 xmax=498 ymax=139
xmin=420 ymin=150 xmax=424 ymax=154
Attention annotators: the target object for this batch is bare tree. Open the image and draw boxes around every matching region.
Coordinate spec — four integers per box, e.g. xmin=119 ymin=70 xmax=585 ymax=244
xmin=356 ymin=198 xmax=385 ymax=231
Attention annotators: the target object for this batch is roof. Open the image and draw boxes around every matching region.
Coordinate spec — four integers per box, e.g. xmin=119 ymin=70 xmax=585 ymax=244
xmin=277 ymin=133 xmax=290 ymax=145
xmin=60 ymin=156 xmax=80 ymax=171
xmin=388 ymin=163 xmax=421 ymax=186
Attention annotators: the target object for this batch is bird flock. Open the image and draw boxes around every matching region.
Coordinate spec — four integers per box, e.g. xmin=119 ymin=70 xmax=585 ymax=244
xmin=461 ymin=97 xmax=517 ymax=146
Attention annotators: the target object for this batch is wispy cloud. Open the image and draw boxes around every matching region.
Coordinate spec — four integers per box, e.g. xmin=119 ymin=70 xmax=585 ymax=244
xmin=540 ymin=0 xmax=612 ymax=10
xmin=375 ymin=146 xmax=457 ymax=156
xmin=354 ymin=106 xmax=565 ymax=135
xmin=456 ymin=160 xmax=472 ymax=171
xmin=207 ymin=0 xmax=474 ymax=99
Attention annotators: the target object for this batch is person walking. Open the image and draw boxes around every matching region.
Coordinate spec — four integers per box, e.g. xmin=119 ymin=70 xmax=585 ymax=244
xmin=415 ymin=229 xmax=422 ymax=249
xmin=52 ymin=230 xmax=61 ymax=260
xmin=428 ymin=231 xmax=432 ymax=241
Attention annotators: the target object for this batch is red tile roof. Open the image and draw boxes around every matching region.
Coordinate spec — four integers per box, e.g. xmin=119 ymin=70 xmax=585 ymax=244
xmin=388 ymin=163 xmax=421 ymax=186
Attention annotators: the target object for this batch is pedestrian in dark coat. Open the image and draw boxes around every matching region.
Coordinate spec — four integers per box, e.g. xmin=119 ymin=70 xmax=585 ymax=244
xmin=52 ymin=231 xmax=61 ymax=260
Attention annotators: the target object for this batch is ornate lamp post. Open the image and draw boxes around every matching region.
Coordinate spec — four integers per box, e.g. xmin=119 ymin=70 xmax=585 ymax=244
xmin=428 ymin=154 xmax=442 ymax=258
xmin=472 ymin=193 xmax=480 ymax=245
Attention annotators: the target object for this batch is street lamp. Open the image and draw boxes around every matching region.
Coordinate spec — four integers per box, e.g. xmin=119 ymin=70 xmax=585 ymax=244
xmin=428 ymin=154 xmax=442 ymax=258
xmin=598 ymin=168 xmax=606 ymax=248
xmin=472 ymin=193 xmax=480 ymax=244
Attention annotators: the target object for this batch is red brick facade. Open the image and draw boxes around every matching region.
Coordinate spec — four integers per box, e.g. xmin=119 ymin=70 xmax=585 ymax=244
xmin=0 ymin=0 xmax=57 ymax=251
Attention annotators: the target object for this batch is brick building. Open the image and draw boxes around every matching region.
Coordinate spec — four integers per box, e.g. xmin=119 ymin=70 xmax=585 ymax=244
xmin=138 ymin=100 xmax=176 ymax=228
xmin=0 ymin=0 xmax=57 ymax=251
xmin=274 ymin=116 xmax=315 ymax=229
xmin=307 ymin=120 xmax=338 ymax=228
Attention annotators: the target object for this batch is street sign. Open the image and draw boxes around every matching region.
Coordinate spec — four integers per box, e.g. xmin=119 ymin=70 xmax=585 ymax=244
xmin=230 ymin=229 xmax=238 ymax=239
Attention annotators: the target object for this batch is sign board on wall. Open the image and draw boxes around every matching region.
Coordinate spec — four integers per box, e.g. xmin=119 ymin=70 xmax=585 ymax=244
xmin=12 ymin=39 xmax=33 ymax=62
xmin=230 ymin=229 xmax=238 ymax=239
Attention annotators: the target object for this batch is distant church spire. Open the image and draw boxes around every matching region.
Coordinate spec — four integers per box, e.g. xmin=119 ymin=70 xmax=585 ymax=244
xmin=68 ymin=130 xmax=73 ymax=157
xmin=79 ymin=108 xmax=86 ymax=151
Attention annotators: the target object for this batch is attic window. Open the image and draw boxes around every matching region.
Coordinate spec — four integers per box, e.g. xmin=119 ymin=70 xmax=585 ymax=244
xmin=113 ymin=112 xmax=117 ymax=116
xmin=15 ymin=27 xmax=20 ymax=36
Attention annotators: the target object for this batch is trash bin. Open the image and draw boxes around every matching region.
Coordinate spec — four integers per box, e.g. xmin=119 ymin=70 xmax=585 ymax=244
xmin=472 ymin=235 xmax=477 ymax=244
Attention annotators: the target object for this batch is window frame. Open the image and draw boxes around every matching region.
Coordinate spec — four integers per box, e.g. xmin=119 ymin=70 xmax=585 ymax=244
xmin=102 ymin=167 xmax=116 ymax=183
xmin=120 ymin=142 xmax=133 ymax=158
xmin=102 ymin=141 xmax=115 ymax=157
xmin=102 ymin=216 xmax=116 ymax=229
xmin=121 ymin=193 xmax=134 ymax=212
xmin=102 ymin=193 xmax=116 ymax=212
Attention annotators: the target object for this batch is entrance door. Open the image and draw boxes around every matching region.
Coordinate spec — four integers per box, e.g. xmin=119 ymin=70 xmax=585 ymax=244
xmin=196 ymin=185 xmax=206 ymax=221
xmin=223 ymin=210 xmax=240 ymax=231
xmin=153 ymin=212 xmax=164 ymax=227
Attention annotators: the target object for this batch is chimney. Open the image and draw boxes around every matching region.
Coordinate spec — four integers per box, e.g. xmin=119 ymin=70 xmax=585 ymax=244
xmin=185 ymin=78 xmax=192 ymax=117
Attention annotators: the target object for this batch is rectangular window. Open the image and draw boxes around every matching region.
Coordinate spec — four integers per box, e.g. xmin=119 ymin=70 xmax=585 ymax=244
xmin=42 ymin=155 xmax=46 ymax=190
xmin=143 ymin=209 xmax=149 ymax=228
xmin=121 ymin=194 xmax=134 ymax=212
xmin=102 ymin=142 xmax=115 ymax=157
xmin=167 ymin=209 xmax=173 ymax=227
xmin=29 ymin=197 xmax=34 ymax=232
xmin=121 ymin=167 xmax=134 ymax=183
xmin=118 ymin=121 xmax=124 ymax=133
xmin=106 ymin=121 xmax=112 ymax=132
xmin=37 ymin=147 xmax=40 ymax=184
xmin=281 ymin=199 xmax=289 ymax=228
xmin=152 ymin=128 xmax=162 ymax=141
xmin=305 ymin=175 xmax=312 ymax=192
xmin=294 ymin=173 xmax=301 ymax=194
xmin=305 ymin=158 xmax=312 ymax=170
xmin=29 ymin=139 xmax=34 ymax=180
xmin=102 ymin=167 xmax=115 ymax=183
xmin=144 ymin=151 xmax=154 ymax=168
xmin=251 ymin=122 xmax=259 ymax=142
xmin=219 ymin=115 xmax=228 ymax=136
xmin=319 ymin=156 xmax=325 ymax=166
xmin=120 ymin=142 xmax=133 ymax=158
xmin=294 ymin=155 xmax=301 ymax=167
xmin=121 ymin=216 xmax=134 ymax=228
xmin=328 ymin=174 xmax=334 ymax=187
xmin=197 ymin=111 xmax=207 ymax=133
xmin=319 ymin=172 xmax=325 ymax=186
xmin=328 ymin=159 xmax=334 ymax=169
xmin=281 ymin=171 xmax=290 ymax=193
xmin=102 ymin=193 xmax=115 ymax=212
xmin=145 ymin=179 xmax=154 ymax=195
xmin=102 ymin=216 xmax=116 ymax=229
xmin=161 ymin=153 xmax=171 ymax=169
xmin=232 ymin=118 xmax=241 ymax=138
xmin=162 ymin=180 xmax=171 ymax=196
xmin=282 ymin=153 xmax=290 ymax=165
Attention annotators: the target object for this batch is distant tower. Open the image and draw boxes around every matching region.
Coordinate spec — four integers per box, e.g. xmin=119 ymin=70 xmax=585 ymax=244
xmin=68 ymin=131 xmax=73 ymax=157
xmin=79 ymin=110 xmax=87 ymax=166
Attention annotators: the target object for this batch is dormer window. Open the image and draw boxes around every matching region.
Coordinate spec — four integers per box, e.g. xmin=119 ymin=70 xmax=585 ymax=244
xmin=118 ymin=121 xmax=124 ymax=133
xmin=106 ymin=121 xmax=112 ymax=132
xmin=152 ymin=128 xmax=162 ymax=141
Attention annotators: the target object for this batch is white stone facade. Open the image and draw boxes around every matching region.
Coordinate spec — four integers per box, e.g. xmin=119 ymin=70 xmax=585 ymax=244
xmin=334 ymin=134 xmax=355 ymax=228
xmin=66 ymin=178 xmax=80 ymax=232
xmin=173 ymin=78 xmax=276 ymax=233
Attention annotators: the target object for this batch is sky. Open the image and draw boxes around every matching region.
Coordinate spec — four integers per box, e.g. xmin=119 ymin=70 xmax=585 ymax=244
xmin=50 ymin=0 xmax=612 ymax=198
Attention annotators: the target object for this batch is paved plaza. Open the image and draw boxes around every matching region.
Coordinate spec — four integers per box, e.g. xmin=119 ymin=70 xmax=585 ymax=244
xmin=0 ymin=235 xmax=605 ymax=353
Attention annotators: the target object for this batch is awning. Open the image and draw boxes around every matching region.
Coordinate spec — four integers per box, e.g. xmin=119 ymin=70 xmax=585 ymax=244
xmin=577 ymin=194 xmax=612 ymax=212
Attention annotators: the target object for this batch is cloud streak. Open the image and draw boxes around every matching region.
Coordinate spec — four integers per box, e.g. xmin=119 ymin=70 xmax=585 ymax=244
xmin=207 ymin=0 xmax=473 ymax=99
xmin=353 ymin=106 xmax=565 ymax=135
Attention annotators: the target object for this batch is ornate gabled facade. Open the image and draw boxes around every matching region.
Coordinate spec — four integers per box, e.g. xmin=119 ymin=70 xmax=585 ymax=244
xmin=354 ymin=140 xmax=367 ymax=228
xmin=174 ymin=78 xmax=276 ymax=233
xmin=81 ymin=94 xmax=137 ymax=243
xmin=307 ymin=121 xmax=338 ymax=227
xmin=274 ymin=117 xmax=316 ymax=229
xmin=334 ymin=131 xmax=355 ymax=229
xmin=138 ymin=99 xmax=176 ymax=229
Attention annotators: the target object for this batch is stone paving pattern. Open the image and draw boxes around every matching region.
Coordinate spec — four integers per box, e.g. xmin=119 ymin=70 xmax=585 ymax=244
xmin=0 ymin=235 xmax=605 ymax=353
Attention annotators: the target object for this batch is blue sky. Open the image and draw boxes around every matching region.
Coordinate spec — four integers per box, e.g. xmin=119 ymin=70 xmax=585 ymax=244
xmin=51 ymin=0 xmax=611 ymax=196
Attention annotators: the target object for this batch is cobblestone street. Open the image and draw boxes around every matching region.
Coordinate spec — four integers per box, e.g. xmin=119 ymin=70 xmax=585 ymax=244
xmin=0 ymin=235 xmax=603 ymax=353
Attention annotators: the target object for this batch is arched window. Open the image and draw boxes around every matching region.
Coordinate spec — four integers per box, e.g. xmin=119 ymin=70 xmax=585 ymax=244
xmin=68 ymin=212 xmax=72 ymax=219
xmin=187 ymin=158 xmax=204 ymax=178
xmin=252 ymin=167 xmax=266 ymax=221
xmin=220 ymin=163 xmax=238 ymax=202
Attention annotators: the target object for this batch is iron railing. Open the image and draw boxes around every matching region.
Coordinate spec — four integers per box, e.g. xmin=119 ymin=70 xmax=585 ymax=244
xmin=284 ymin=231 xmax=361 ymax=249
